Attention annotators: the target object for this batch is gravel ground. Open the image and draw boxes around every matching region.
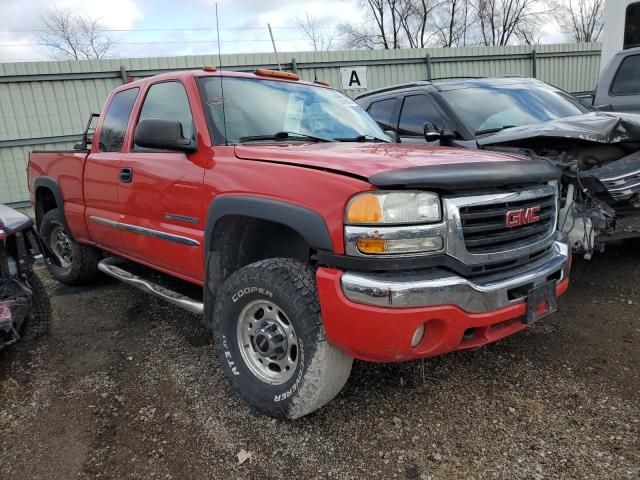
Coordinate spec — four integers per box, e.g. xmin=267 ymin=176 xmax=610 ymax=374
xmin=0 ymin=243 xmax=639 ymax=480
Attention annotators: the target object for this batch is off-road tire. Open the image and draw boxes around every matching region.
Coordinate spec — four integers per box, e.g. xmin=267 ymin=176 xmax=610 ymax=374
xmin=212 ymin=258 xmax=352 ymax=419
xmin=40 ymin=208 xmax=100 ymax=285
xmin=21 ymin=273 xmax=52 ymax=340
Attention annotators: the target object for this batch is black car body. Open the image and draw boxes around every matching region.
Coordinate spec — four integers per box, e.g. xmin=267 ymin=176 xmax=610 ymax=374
xmin=356 ymin=78 xmax=640 ymax=256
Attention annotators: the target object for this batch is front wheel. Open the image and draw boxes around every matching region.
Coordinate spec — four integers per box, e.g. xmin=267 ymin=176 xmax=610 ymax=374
xmin=40 ymin=208 xmax=100 ymax=285
xmin=212 ymin=258 xmax=352 ymax=419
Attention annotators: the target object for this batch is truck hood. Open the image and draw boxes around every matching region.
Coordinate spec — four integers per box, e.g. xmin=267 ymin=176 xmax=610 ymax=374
xmin=234 ymin=143 xmax=560 ymax=190
xmin=477 ymin=111 xmax=640 ymax=147
xmin=235 ymin=143 xmax=520 ymax=178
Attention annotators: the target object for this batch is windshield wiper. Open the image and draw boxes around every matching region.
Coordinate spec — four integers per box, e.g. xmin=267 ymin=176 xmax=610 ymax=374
xmin=238 ymin=131 xmax=333 ymax=143
xmin=475 ymin=125 xmax=517 ymax=136
xmin=333 ymin=134 xmax=389 ymax=143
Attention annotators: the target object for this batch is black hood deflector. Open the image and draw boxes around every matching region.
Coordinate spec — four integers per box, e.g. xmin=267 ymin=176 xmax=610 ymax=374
xmin=477 ymin=111 xmax=640 ymax=147
xmin=369 ymin=160 xmax=560 ymax=190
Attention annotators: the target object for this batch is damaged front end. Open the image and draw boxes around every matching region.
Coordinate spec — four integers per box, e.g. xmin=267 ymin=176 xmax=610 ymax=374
xmin=478 ymin=112 xmax=640 ymax=256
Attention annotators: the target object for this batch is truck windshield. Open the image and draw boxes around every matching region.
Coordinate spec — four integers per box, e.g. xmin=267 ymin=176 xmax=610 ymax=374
xmin=440 ymin=84 xmax=592 ymax=135
xmin=198 ymin=76 xmax=388 ymax=144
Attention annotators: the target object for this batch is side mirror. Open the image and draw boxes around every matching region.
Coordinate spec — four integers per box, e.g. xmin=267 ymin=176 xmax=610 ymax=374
xmin=385 ymin=130 xmax=400 ymax=143
xmin=423 ymin=122 xmax=442 ymax=142
xmin=423 ymin=122 xmax=455 ymax=143
xmin=134 ymin=119 xmax=197 ymax=153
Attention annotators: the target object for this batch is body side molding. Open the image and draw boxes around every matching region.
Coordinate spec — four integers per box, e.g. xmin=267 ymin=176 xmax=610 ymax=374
xmin=89 ymin=216 xmax=200 ymax=246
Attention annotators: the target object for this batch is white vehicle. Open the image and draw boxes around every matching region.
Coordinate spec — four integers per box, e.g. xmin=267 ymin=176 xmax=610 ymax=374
xmin=600 ymin=0 xmax=640 ymax=72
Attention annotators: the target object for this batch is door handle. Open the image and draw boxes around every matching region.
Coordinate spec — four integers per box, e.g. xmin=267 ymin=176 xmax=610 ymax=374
xmin=119 ymin=167 xmax=133 ymax=183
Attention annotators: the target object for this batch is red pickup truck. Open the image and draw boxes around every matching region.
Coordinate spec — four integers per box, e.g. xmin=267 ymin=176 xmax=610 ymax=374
xmin=28 ymin=68 xmax=571 ymax=419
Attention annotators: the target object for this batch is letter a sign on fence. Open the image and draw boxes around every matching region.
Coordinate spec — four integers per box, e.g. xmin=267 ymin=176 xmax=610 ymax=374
xmin=340 ymin=66 xmax=367 ymax=90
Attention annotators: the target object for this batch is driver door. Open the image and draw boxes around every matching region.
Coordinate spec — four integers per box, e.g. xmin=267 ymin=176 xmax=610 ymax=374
xmin=118 ymin=80 xmax=206 ymax=283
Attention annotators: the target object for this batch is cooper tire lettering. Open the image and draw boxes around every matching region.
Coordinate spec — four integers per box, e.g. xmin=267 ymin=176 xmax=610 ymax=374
xmin=232 ymin=286 xmax=273 ymax=303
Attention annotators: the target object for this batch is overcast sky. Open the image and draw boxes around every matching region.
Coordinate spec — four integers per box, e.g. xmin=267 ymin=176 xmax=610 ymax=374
xmin=0 ymin=0 xmax=566 ymax=62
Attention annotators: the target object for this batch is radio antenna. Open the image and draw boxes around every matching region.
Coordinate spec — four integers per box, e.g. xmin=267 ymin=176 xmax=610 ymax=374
xmin=215 ymin=2 xmax=228 ymax=145
xmin=268 ymin=23 xmax=282 ymax=71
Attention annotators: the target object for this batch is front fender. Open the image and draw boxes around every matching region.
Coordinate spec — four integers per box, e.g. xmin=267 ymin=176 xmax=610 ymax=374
xmin=204 ymin=195 xmax=334 ymax=253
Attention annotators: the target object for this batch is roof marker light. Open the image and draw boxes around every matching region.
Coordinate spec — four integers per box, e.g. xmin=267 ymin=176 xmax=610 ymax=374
xmin=203 ymin=65 xmax=218 ymax=72
xmin=254 ymin=69 xmax=300 ymax=81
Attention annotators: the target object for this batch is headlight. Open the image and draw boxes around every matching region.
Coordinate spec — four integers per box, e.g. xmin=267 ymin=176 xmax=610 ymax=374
xmin=345 ymin=191 xmax=441 ymax=225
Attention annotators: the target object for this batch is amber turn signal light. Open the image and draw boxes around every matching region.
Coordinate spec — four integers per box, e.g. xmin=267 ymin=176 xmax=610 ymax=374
xmin=356 ymin=238 xmax=386 ymax=254
xmin=346 ymin=194 xmax=383 ymax=224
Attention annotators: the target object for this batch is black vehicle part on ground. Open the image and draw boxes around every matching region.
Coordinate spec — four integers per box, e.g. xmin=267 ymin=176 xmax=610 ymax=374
xmin=1 ymin=205 xmax=52 ymax=349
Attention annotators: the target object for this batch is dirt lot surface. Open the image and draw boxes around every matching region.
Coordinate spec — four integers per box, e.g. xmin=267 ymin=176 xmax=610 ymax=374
xmin=1 ymin=244 xmax=639 ymax=480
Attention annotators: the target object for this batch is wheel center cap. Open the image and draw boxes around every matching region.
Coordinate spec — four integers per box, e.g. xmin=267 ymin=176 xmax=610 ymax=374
xmin=255 ymin=334 xmax=270 ymax=353
xmin=252 ymin=321 xmax=287 ymax=359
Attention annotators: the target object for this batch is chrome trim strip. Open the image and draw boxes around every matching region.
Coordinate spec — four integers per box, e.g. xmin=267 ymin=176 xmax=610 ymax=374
xmin=90 ymin=216 xmax=119 ymax=228
xmin=341 ymin=236 xmax=569 ymax=312
xmin=98 ymin=258 xmax=203 ymax=315
xmin=344 ymin=223 xmax=447 ymax=257
xmin=89 ymin=216 xmax=200 ymax=247
xmin=600 ymin=168 xmax=640 ymax=183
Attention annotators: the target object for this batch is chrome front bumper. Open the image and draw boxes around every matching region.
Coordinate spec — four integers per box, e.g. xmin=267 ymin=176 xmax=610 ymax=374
xmin=341 ymin=234 xmax=570 ymax=312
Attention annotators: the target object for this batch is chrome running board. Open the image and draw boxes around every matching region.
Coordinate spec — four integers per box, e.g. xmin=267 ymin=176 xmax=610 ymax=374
xmin=98 ymin=257 xmax=203 ymax=315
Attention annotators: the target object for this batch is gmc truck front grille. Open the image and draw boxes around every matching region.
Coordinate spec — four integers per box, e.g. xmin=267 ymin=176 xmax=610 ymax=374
xmin=459 ymin=194 xmax=556 ymax=254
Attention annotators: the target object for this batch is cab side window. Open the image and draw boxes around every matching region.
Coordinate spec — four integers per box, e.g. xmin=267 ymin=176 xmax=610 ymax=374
xmin=398 ymin=94 xmax=445 ymax=136
xmin=98 ymin=88 xmax=139 ymax=152
xmin=135 ymin=81 xmax=194 ymax=148
xmin=611 ymin=55 xmax=640 ymax=96
xmin=367 ymin=98 xmax=397 ymax=130
xmin=624 ymin=2 xmax=640 ymax=49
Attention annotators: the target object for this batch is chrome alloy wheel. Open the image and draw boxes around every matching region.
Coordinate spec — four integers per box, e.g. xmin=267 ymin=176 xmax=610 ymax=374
xmin=236 ymin=299 xmax=299 ymax=385
xmin=50 ymin=226 xmax=73 ymax=268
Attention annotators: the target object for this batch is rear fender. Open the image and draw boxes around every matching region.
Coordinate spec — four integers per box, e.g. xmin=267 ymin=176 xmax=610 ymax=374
xmin=33 ymin=177 xmax=73 ymax=240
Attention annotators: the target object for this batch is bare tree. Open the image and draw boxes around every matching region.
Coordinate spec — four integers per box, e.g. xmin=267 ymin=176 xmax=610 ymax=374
xmin=474 ymin=0 xmax=542 ymax=46
xmin=294 ymin=14 xmax=336 ymax=51
xmin=432 ymin=0 xmax=472 ymax=47
xmin=398 ymin=0 xmax=442 ymax=48
xmin=38 ymin=8 xmax=115 ymax=60
xmin=551 ymin=0 xmax=604 ymax=42
xmin=339 ymin=0 xmax=405 ymax=49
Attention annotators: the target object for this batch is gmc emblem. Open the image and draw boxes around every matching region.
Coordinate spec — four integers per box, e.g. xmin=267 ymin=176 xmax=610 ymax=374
xmin=506 ymin=206 xmax=541 ymax=228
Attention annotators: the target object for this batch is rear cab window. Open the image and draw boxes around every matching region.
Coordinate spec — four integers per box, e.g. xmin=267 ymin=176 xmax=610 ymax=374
xmin=611 ymin=55 xmax=640 ymax=96
xmin=98 ymin=88 xmax=139 ymax=152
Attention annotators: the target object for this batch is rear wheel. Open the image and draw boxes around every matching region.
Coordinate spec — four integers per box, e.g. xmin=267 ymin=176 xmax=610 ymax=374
xmin=40 ymin=208 xmax=100 ymax=285
xmin=212 ymin=258 xmax=352 ymax=419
